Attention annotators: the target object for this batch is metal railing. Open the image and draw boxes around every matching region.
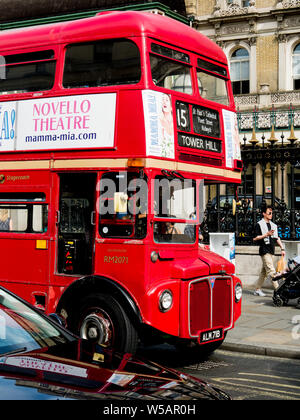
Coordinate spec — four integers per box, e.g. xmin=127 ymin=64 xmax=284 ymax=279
xmin=237 ymin=107 xmax=300 ymax=133
xmin=202 ymin=129 xmax=300 ymax=244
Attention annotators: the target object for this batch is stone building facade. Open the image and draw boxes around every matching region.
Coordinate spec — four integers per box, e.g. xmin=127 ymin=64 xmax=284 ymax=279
xmin=185 ymin=0 xmax=300 ymax=133
xmin=184 ymin=0 xmax=300 ymax=220
xmin=184 ymin=0 xmax=300 ymax=285
xmin=0 ymin=0 xmax=299 ymax=284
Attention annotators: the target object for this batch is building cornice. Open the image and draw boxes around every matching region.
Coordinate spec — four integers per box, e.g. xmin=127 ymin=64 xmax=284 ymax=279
xmin=0 ymin=1 xmax=189 ymax=30
xmin=194 ymin=2 xmax=300 ymax=27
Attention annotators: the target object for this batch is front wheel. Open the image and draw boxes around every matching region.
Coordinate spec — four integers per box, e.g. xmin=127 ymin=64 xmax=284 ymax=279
xmin=273 ymin=296 xmax=286 ymax=307
xmin=75 ymin=293 xmax=138 ymax=354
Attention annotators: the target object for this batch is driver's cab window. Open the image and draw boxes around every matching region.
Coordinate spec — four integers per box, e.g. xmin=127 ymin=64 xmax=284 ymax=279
xmin=99 ymin=171 xmax=147 ymax=239
xmin=153 ymin=176 xmax=197 ymax=244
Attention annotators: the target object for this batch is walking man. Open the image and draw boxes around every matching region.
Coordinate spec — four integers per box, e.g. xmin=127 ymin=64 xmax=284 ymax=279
xmin=253 ymin=205 xmax=285 ymax=296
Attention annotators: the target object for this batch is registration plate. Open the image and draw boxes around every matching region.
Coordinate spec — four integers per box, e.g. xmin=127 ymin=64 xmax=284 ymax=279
xmin=199 ymin=327 xmax=224 ymax=344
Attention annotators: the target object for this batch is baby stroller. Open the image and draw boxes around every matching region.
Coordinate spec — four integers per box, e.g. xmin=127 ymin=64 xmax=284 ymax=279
xmin=272 ymin=256 xmax=300 ymax=307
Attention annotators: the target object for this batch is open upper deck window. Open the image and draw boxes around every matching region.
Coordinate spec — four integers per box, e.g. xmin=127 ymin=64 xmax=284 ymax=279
xmin=150 ymin=43 xmax=192 ymax=94
xmin=151 ymin=43 xmax=190 ymax=64
xmin=150 ymin=54 xmax=192 ymax=94
xmin=0 ymin=50 xmax=55 ymax=95
xmin=63 ymin=39 xmax=141 ymax=88
xmin=197 ymin=59 xmax=229 ymax=106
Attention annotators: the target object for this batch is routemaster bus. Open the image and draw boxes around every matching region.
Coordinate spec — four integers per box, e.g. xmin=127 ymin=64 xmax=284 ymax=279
xmin=0 ymin=11 xmax=242 ymax=354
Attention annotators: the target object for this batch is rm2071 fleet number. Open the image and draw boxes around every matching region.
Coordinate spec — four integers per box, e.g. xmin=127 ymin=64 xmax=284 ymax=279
xmin=104 ymin=256 xmax=129 ymax=264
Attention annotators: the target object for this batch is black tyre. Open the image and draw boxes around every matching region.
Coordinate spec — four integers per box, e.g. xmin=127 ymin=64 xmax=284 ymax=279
xmin=273 ymin=296 xmax=284 ymax=307
xmin=75 ymin=293 xmax=138 ymax=354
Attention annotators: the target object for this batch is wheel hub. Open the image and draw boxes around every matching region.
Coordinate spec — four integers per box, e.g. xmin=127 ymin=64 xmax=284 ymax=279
xmin=80 ymin=312 xmax=112 ymax=345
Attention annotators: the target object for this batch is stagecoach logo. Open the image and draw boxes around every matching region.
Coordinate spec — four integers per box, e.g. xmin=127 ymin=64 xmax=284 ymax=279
xmin=210 ymin=277 xmax=216 ymax=288
xmin=0 ymin=175 xmax=5 ymax=184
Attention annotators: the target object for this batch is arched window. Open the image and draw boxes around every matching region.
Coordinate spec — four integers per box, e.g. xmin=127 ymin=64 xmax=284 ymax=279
xmin=230 ymin=48 xmax=250 ymax=94
xmin=293 ymin=43 xmax=300 ymax=90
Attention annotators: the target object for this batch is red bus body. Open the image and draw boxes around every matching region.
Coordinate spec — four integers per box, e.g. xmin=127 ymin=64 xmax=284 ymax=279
xmin=0 ymin=11 xmax=242 ymax=353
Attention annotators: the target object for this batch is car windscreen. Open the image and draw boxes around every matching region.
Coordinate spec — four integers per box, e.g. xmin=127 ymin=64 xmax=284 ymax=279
xmin=0 ymin=289 xmax=73 ymax=356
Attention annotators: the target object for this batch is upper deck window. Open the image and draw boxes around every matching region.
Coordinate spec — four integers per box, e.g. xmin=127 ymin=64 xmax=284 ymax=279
xmin=153 ymin=176 xmax=197 ymax=244
xmin=151 ymin=43 xmax=190 ymax=64
xmin=150 ymin=55 xmax=192 ymax=94
xmin=0 ymin=50 xmax=55 ymax=95
xmin=197 ymin=59 xmax=229 ymax=106
xmin=63 ymin=39 xmax=141 ymax=88
xmin=197 ymin=59 xmax=227 ymax=78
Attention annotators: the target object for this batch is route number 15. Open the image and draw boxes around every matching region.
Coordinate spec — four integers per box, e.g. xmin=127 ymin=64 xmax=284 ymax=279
xmin=176 ymin=101 xmax=190 ymax=132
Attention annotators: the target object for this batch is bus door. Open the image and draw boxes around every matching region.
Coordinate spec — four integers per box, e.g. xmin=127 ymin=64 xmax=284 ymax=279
xmin=56 ymin=173 xmax=97 ymax=276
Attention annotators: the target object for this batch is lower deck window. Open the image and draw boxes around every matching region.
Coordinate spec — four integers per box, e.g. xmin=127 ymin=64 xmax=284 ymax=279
xmin=154 ymin=222 xmax=196 ymax=244
xmin=0 ymin=204 xmax=48 ymax=233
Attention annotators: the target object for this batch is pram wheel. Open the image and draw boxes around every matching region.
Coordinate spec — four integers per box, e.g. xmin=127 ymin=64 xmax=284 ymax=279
xmin=273 ymin=296 xmax=284 ymax=307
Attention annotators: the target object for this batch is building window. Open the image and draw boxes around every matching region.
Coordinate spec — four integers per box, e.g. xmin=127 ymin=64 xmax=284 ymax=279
xmin=227 ymin=0 xmax=249 ymax=5
xmin=293 ymin=43 xmax=300 ymax=90
xmin=230 ymin=48 xmax=250 ymax=94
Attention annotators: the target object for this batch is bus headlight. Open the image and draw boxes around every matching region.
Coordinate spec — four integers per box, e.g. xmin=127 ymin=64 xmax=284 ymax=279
xmin=159 ymin=290 xmax=173 ymax=312
xmin=235 ymin=283 xmax=242 ymax=303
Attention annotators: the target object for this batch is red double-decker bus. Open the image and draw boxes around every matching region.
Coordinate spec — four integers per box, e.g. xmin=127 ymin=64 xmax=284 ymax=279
xmin=0 ymin=11 xmax=242 ymax=354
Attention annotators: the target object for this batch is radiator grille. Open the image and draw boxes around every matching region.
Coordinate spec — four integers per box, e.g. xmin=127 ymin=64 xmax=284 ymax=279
xmin=189 ymin=277 xmax=232 ymax=337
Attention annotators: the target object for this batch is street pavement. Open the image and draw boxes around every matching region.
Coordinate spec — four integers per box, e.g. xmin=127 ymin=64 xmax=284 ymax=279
xmin=222 ymin=288 xmax=300 ymax=359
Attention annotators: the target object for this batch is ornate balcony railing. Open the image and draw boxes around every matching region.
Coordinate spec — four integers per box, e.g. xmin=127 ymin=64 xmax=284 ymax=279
xmin=237 ymin=107 xmax=300 ymax=133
